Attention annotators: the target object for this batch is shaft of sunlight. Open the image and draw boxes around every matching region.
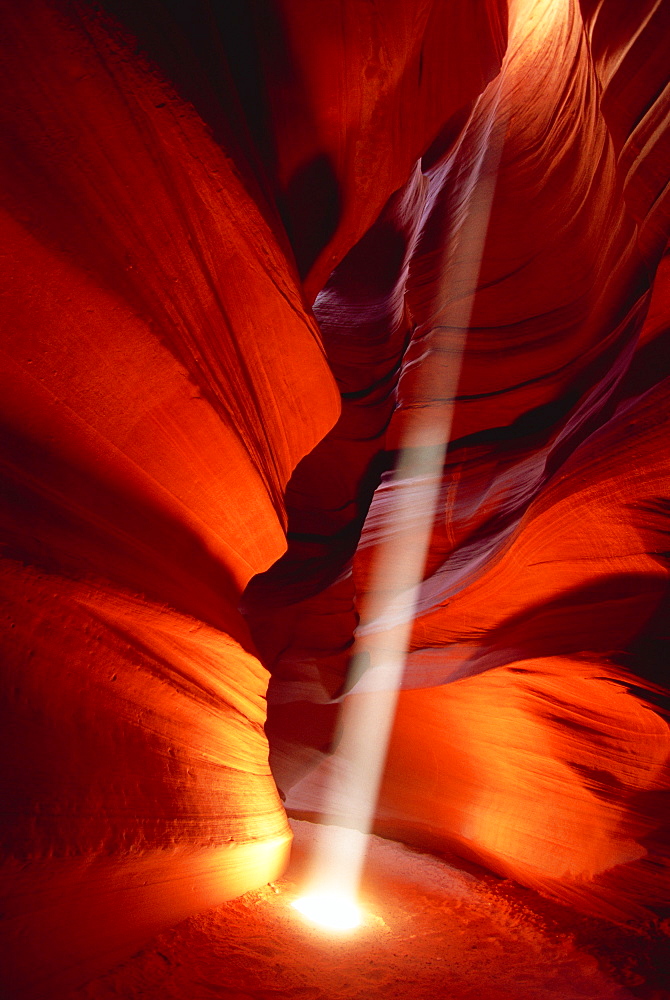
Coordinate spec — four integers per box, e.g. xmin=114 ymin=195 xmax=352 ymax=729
xmin=293 ymin=80 xmax=509 ymax=932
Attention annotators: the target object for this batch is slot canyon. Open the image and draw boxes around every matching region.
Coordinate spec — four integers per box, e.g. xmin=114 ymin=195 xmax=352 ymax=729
xmin=1 ymin=0 xmax=669 ymax=997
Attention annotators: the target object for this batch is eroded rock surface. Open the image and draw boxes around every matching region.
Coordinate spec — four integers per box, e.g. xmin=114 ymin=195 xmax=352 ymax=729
xmin=1 ymin=1 xmax=669 ymax=997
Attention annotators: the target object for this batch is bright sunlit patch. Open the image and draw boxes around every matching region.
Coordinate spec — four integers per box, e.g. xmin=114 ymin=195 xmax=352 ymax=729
xmin=291 ymin=81 xmax=508 ymax=932
xmin=291 ymin=892 xmax=362 ymax=931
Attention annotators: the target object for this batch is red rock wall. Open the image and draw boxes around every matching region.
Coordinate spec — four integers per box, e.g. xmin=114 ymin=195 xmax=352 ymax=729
xmin=1 ymin=0 xmax=669 ymax=995
xmin=246 ymin=0 xmax=670 ymax=924
xmin=0 ymin=1 xmax=337 ymax=994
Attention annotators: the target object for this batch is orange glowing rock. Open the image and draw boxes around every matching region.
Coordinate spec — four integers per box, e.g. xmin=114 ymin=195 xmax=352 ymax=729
xmin=249 ymin=0 xmax=670 ymax=928
xmin=0 ymin=0 xmax=669 ymax=996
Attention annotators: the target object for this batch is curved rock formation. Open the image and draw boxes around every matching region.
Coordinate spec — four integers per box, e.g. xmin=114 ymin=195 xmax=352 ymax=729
xmin=0 ymin=1 xmax=337 ymax=993
xmin=247 ymin=0 xmax=670 ymax=922
xmin=1 ymin=0 xmax=669 ymax=996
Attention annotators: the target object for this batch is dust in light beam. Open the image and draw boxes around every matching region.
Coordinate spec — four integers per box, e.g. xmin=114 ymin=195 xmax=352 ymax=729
xmin=292 ymin=79 xmax=508 ymax=932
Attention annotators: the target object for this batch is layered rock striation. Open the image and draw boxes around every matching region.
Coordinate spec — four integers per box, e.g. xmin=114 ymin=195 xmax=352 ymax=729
xmin=1 ymin=0 xmax=669 ymax=996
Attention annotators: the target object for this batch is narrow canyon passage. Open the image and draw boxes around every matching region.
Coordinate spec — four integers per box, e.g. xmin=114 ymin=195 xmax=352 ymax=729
xmin=1 ymin=0 xmax=669 ymax=998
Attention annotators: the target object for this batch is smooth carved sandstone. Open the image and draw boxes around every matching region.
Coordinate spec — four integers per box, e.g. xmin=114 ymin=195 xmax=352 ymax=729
xmin=1 ymin=0 xmax=669 ymax=997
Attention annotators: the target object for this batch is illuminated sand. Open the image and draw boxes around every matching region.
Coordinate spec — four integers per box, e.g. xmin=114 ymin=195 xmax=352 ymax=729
xmin=68 ymin=820 xmax=668 ymax=1000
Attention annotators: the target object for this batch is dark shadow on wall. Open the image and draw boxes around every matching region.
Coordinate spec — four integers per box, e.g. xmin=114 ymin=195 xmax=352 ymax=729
xmin=280 ymin=153 xmax=342 ymax=279
xmin=97 ymin=0 xmax=342 ymax=279
xmin=0 ymin=417 xmax=250 ymax=646
xmin=445 ymin=572 xmax=669 ymax=682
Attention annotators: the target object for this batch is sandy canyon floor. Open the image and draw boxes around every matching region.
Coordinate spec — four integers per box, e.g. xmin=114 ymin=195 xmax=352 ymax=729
xmin=69 ymin=820 xmax=669 ymax=1000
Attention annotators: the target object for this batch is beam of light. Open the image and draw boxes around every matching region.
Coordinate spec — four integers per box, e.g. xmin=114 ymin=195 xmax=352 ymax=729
xmin=291 ymin=891 xmax=362 ymax=931
xmin=294 ymin=79 xmax=509 ymax=930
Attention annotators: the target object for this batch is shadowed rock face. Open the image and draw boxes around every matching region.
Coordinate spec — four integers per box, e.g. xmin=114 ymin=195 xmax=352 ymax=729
xmin=0 ymin=0 xmax=668 ymax=996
